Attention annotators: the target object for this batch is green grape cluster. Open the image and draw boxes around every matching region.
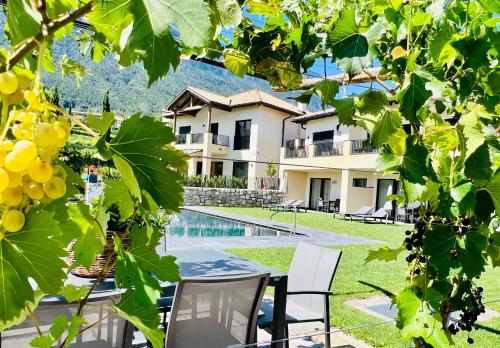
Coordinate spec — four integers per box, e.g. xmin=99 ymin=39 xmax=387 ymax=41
xmin=0 ymin=72 xmax=70 ymax=235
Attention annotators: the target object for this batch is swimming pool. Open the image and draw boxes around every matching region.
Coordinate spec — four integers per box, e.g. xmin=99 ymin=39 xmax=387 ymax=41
xmin=165 ymin=210 xmax=289 ymax=237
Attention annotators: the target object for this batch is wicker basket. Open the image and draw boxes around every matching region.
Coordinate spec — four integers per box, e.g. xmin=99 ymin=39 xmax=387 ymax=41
xmin=69 ymin=230 xmax=130 ymax=278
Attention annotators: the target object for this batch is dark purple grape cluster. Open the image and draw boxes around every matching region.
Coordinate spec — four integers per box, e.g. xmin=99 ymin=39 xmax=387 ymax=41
xmin=447 ymin=287 xmax=485 ymax=343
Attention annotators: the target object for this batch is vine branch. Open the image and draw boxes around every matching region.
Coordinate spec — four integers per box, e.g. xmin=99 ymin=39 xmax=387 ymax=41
xmin=1 ymin=0 xmax=96 ymax=72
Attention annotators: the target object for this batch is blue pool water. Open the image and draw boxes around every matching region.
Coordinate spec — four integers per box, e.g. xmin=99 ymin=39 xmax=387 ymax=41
xmin=166 ymin=210 xmax=288 ymax=237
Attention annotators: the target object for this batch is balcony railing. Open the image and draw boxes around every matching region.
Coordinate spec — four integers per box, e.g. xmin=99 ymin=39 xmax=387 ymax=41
xmin=285 ymin=146 xmax=308 ymax=158
xmin=351 ymin=139 xmax=378 ymax=154
xmin=191 ymin=133 xmax=204 ymax=144
xmin=212 ymin=134 xmax=230 ymax=146
xmin=313 ymin=141 xmax=344 ymax=157
xmin=176 ymin=134 xmax=187 ymax=144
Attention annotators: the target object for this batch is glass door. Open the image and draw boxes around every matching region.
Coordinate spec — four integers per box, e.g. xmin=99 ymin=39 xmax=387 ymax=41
xmin=376 ymin=179 xmax=397 ymax=217
xmin=309 ymin=178 xmax=331 ymax=210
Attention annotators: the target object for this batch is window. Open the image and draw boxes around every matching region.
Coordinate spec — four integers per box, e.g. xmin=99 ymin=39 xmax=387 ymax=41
xmin=195 ymin=162 xmax=202 ymax=175
xmin=312 ymin=130 xmax=334 ymax=142
xmin=233 ymin=162 xmax=248 ymax=178
xmin=353 ymin=178 xmax=367 ymax=187
xmin=210 ymin=162 xmax=223 ymax=176
xmin=234 ymin=120 xmax=251 ymax=150
xmin=178 ymin=126 xmax=191 ymax=134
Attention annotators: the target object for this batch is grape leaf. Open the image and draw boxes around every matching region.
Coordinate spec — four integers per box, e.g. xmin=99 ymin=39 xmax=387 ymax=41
xmin=211 ymin=0 xmax=242 ymax=28
xmin=0 ymin=210 xmax=66 ymax=324
xmin=313 ymin=80 xmax=339 ymax=109
xmin=58 ymin=285 xmax=88 ymax=303
xmin=365 ymin=244 xmax=405 ymax=263
xmin=115 ymin=225 xmax=179 ymax=306
xmin=398 ymin=73 xmax=432 ymax=124
xmin=356 ymin=90 xmax=388 ymax=115
xmin=7 ymin=0 xmax=42 ymax=44
xmin=223 ymin=49 xmax=249 ymax=78
xmin=328 ymin=7 xmax=369 ymax=59
xmin=86 ymin=112 xmax=115 ymax=133
xmin=483 ymin=171 xmax=500 ymax=215
xmin=103 ymin=180 xmax=136 ymax=221
xmin=399 ymin=140 xmax=430 ymax=184
xmin=371 ymin=109 xmax=402 ymax=148
xmin=376 ymin=148 xmax=403 ymax=172
xmin=68 ymin=201 xmax=108 ymax=269
xmin=108 ymin=114 xmax=184 ymax=212
xmin=332 ymin=97 xmax=356 ymax=125
xmin=456 ymin=232 xmax=487 ymax=278
xmin=114 ymin=290 xmax=164 ymax=348
xmin=423 ymin=224 xmax=456 ymax=279
xmin=120 ymin=0 xmax=211 ymax=84
xmin=396 ymin=287 xmax=451 ymax=347
xmin=485 ymin=231 xmax=500 ymax=267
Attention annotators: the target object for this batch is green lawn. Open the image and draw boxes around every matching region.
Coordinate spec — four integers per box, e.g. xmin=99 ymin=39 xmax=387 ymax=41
xmin=206 ymin=207 xmax=500 ymax=347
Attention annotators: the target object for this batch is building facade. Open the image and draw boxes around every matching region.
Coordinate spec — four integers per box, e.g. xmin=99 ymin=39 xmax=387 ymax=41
xmin=163 ymin=87 xmax=303 ymax=189
xmin=164 ymin=87 xmax=401 ymax=215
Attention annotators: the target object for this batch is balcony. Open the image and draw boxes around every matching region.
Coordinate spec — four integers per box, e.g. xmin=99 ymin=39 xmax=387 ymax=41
xmin=351 ymin=139 xmax=378 ymax=154
xmin=313 ymin=140 xmax=344 ymax=157
xmin=191 ymin=133 xmax=204 ymax=144
xmin=280 ymin=138 xmax=380 ymax=170
xmin=212 ymin=134 xmax=230 ymax=146
xmin=285 ymin=146 xmax=308 ymax=158
xmin=176 ymin=134 xmax=187 ymax=144
xmin=174 ymin=132 xmax=231 ymax=156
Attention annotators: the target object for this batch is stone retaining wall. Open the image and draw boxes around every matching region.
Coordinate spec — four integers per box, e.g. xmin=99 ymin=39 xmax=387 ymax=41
xmin=183 ymin=187 xmax=285 ymax=207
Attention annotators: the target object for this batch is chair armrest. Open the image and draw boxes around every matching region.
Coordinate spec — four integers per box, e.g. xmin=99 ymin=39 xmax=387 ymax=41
xmin=287 ymin=290 xmax=333 ymax=296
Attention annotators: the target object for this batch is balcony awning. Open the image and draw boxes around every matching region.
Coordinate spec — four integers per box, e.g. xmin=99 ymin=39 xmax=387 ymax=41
xmin=181 ymin=149 xmax=202 ymax=155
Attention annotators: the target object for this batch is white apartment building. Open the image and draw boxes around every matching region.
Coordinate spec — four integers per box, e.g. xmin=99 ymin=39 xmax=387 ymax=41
xmin=164 ymin=87 xmax=402 ymax=216
xmin=163 ymin=87 xmax=303 ymax=188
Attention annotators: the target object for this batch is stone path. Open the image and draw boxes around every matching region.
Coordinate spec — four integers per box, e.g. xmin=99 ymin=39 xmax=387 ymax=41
xmin=160 ymin=206 xmax=378 ymax=250
xmin=345 ymin=295 xmax=500 ymax=323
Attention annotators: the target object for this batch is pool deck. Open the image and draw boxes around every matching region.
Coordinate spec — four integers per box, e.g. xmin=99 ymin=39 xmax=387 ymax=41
xmin=159 ymin=206 xmax=378 ymax=250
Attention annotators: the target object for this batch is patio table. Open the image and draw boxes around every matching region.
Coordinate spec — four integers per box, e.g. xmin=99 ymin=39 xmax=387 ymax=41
xmin=3 ymin=249 xmax=288 ymax=348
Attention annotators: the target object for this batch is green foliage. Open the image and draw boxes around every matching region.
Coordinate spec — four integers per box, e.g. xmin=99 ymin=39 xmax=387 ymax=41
xmin=0 ymin=210 xmax=66 ymax=324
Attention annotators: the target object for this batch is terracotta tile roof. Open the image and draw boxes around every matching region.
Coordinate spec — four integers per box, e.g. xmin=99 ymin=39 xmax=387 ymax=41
xmin=164 ymin=86 xmax=302 ymax=115
xmin=292 ymin=108 xmax=337 ymax=123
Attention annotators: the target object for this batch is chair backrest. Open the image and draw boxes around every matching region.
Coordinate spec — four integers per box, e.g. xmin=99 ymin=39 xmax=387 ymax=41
xmin=291 ymin=200 xmax=304 ymax=207
xmin=287 ymin=242 xmax=342 ymax=317
xmin=165 ymin=273 xmax=270 ymax=348
xmin=1 ymin=292 xmax=131 ymax=347
xmin=371 ymin=208 xmax=388 ymax=218
xmin=354 ymin=205 xmax=373 ymax=215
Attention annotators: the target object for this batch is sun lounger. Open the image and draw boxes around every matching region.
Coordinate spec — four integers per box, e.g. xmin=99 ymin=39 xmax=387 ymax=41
xmin=362 ymin=208 xmax=394 ymax=224
xmin=269 ymin=199 xmax=296 ymax=211
xmin=334 ymin=205 xmax=373 ymax=220
xmin=285 ymin=200 xmax=306 ymax=212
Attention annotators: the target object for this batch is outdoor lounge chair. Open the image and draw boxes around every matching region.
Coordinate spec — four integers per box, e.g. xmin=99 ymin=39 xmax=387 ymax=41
xmin=333 ymin=205 xmax=373 ymax=220
xmin=258 ymin=241 xmax=342 ymax=348
xmin=362 ymin=208 xmax=394 ymax=224
xmin=268 ymin=199 xmax=296 ymax=211
xmin=284 ymin=199 xmax=306 ymax=212
xmin=164 ymin=273 xmax=270 ymax=348
xmin=1 ymin=291 xmax=133 ymax=347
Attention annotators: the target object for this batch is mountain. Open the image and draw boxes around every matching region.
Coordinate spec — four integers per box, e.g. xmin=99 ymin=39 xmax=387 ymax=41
xmin=40 ymin=35 xmax=319 ymax=116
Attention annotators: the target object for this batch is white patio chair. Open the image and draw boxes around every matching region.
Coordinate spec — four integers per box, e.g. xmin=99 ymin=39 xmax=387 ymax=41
xmin=333 ymin=205 xmax=373 ymax=220
xmin=0 ymin=291 xmax=133 ymax=347
xmin=165 ymin=273 xmax=270 ymax=348
xmin=258 ymin=242 xmax=342 ymax=348
xmin=269 ymin=199 xmax=296 ymax=211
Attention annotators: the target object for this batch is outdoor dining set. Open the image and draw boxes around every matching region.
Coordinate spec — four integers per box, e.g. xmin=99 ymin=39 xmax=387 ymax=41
xmin=0 ymin=242 xmax=342 ymax=348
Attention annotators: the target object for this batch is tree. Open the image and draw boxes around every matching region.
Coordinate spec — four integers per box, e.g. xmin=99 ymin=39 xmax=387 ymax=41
xmin=46 ymin=86 xmax=60 ymax=106
xmin=102 ymin=89 xmax=110 ymax=113
xmin=266 ymin=161 xmax=277 ymax=177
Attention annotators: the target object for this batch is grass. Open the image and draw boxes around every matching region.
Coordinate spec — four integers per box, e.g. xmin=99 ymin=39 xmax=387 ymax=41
xmin=205 ymin=207 xmax=500 ymax=347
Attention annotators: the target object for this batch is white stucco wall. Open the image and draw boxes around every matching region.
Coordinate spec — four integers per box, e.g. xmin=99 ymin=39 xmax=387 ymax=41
xmin=175 ymin=105 xmax=301 ymax=178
